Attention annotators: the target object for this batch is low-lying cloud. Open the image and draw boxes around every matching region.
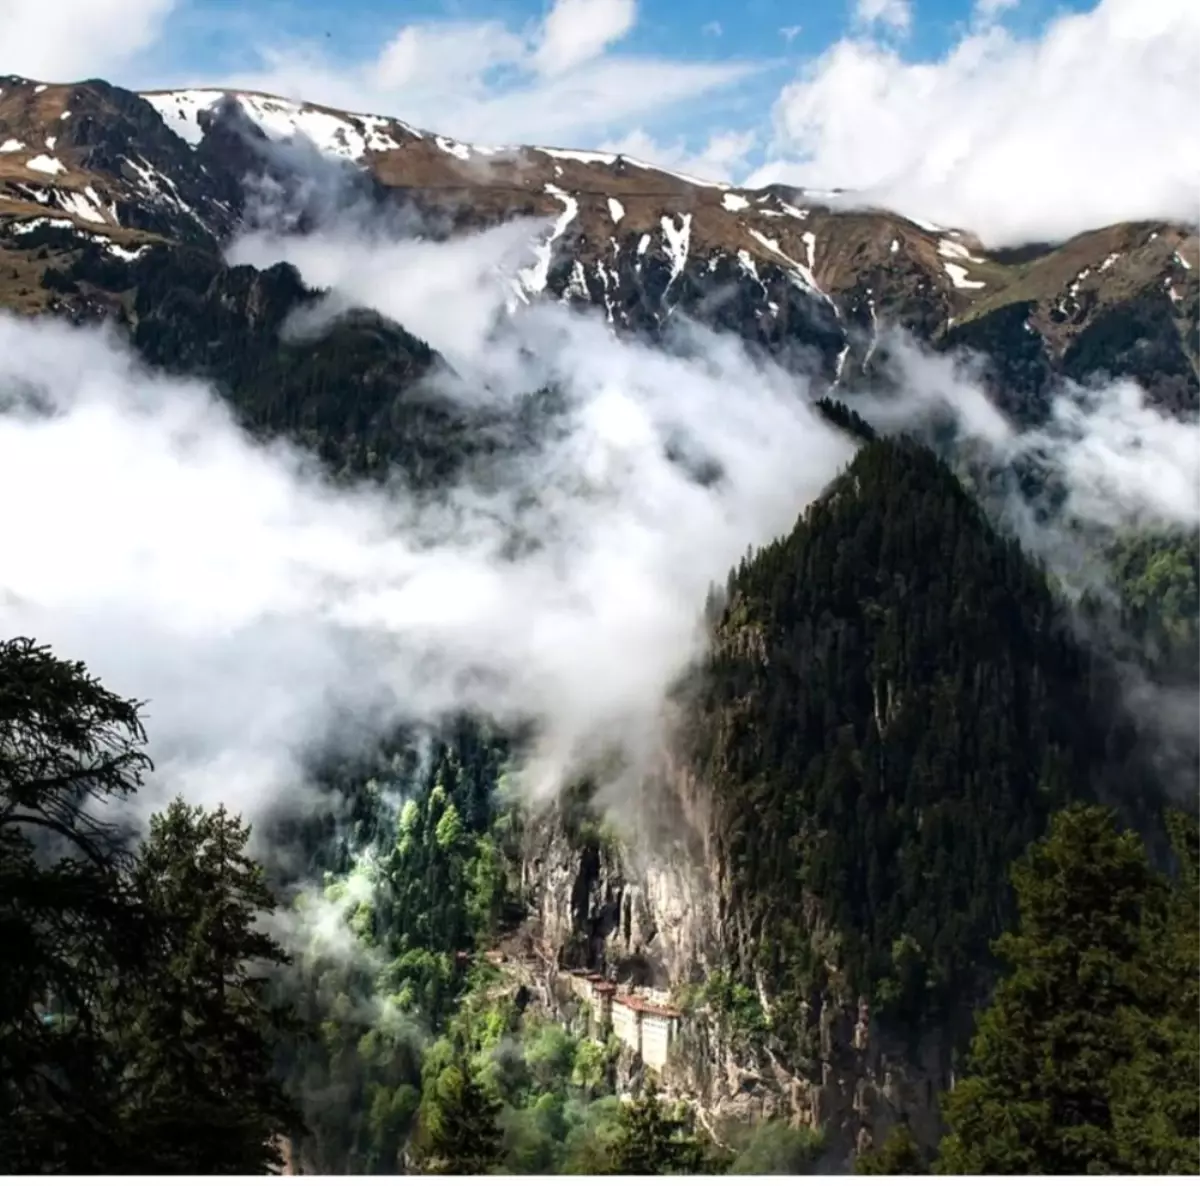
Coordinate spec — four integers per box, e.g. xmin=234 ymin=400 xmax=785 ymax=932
xmin=856 ymin=332 xmax=1200 ymax=534
xmin=0 ymin=224 xmax=855 ymax=831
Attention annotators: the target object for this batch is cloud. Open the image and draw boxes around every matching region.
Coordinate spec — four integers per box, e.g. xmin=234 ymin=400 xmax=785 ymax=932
xmin=0 ymin=219 xmax=854 ymax=832
xmin=534 ymin=0 xmax=637 ymax=76
xmin=856 ymin=330 xmax=1200 ymax=535
xmin=780 ymin=25 xmax=803 ymax=43
xmin=0 ymin=0 xmax=173 ymax=81
xmin=599 ymin=127 xmax=757 ymax=184
xmin=369 ymin=21 xmax=527 ymax=96
xmin=210 ymin=45 xmax=755 ymax=149
xmin=702 ymin=21 xmax=724 ymax=37
xmin=121 ymin=0 xmax=755 ymax=152
xmin=854 ymin=0 xmax=913 ymax=34
xmin=973 ymin=0 xmax=1018 ymax=21
xmin=749 ymin=0 xmax=1200 ymax=246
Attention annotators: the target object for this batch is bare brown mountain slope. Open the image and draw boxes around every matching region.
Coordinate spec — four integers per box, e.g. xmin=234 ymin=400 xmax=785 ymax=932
xmin=1 ymin=76 xmax=1196 ymax=409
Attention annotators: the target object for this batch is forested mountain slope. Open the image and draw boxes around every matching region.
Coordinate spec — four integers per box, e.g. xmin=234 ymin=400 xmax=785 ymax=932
xmin=0 ymin=67 xmax=1196 ymax=1177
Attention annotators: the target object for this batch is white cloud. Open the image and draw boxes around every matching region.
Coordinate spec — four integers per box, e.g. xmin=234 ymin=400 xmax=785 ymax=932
xmin=702 ymin=21 xmax=724 ymax=37
xmin=369 ymin=21 xmax=527 ymax=95
xmin=534 ymin=0 xmax=637 ymax=76
xmin=0 ymin=219 xmax=854 ymax=829
xmin=194 ymin=20 xmax=755 ymax=149
xmin=973 ymin=0 xmax=1018 ymax=22
xmin=856 ymin=332 xmax=1200 ymax=532
xmin=854 ymin=0 xmax=913 ymax=34
xmin=0 ymin=0 xmax=754 ymax=156
xmin=749 ymin=0 xmax=1200 ymax=245
xmin=0 ymin=0 xmax=173 ymax=81
xmin=600 ymin=127 xmax=757 ymax=184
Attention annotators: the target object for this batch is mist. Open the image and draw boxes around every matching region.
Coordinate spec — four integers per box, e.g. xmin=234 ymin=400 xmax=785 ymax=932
xmin=0 ymin=228 xmax=856 ymax=837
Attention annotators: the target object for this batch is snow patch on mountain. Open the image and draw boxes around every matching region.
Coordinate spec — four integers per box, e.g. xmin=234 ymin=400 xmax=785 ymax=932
xmin=26 ymin=155 xmax=65 ymax=175
xmin=142 ymin=90 xmax=423 ymax=160
xmin=5 ymin=214 xmax=148 ymax=260
xmin=517 ymin=183 xmax=579 ymax=298
xmin=660 ymin=213 xmax=692 ymax=287
xmin=943 ymin=262 xmax=985 ymax=290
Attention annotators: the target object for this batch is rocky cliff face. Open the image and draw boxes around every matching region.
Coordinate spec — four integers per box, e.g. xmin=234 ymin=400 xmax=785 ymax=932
xmin=517 ymin=754 xmax=959 ymax=1165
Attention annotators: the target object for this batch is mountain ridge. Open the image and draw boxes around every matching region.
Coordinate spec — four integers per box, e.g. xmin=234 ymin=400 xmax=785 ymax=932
xmin=1 ymin=74 xmax=1196 ymax=413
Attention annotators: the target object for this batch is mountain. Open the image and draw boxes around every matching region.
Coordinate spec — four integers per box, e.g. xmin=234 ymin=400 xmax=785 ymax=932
xmin=0 ymin=71 xmax=1196 ymax=1174
xmin=1 ymin=76 xmax=1197 ymax=416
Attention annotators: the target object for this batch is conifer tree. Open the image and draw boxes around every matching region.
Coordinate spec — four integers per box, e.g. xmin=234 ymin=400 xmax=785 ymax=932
xmin=112 ymin=798 xmax=303 ymax=1174
xmin=936 ymin=805 xmax=1199 ymax=1175
xmin=410 ymin=1061 xmax=503 ymax=1174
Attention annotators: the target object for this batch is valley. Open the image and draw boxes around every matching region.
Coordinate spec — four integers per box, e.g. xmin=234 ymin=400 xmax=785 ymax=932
xmin=0 ymin=68 xmax=1197 ymax=1176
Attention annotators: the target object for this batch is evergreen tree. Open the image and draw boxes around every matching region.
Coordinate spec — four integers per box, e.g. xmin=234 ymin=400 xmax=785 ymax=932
xmin=0 ymin=637 xmax=152 ymax=1172
xmin=411 ymin=1061 xmax=503 ymax=1173
xmin=1106 ymin=810 xmax=1200 ymax=1174
xmin=936 ymin=805 xmax=1198 ymax=1175
xmin=607 ymin=1086 xmax=711 ymax=1174
xmin=111 ymin=798 xmax=303 ymax=1173
xmin=856 ymin=1124 xmax=927 ymax=1174
xmin=0 ymin=638 xmax=303 ymax=1173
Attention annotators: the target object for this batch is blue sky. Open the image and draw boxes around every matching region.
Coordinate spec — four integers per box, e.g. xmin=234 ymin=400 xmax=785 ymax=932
xmin=117 ymin=0 xmax=1099 ymax=171
xmin=3 ymin=0 xmax=1196 ymax=243
xmin=143 ymin=0 xmax=1099 ymax=152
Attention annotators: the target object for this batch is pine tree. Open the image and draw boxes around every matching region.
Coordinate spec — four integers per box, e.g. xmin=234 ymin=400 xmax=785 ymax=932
xmin=410 ymin=1061 xmax=503 ymax=1174
xmin=111 ymin=798 xmax=303 ymax=1173
xmin=607 ymin=1085 xmax=711 ymax=1174
xmin=1106 ymin=811 xmax=1200 ymax=1174
xmin=931 ymin=806 xmax=1166 ymax=1176
xmin=857 ymin=1124 xmax=927 ymax=1173
xmin=0 ymin=637 xmax=153 ymax=1172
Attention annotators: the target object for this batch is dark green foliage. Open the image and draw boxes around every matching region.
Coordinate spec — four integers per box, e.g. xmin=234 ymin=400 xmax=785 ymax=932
xmin=411 ymin=1060 xmax=504 ymax=1173
xmin=692 ymin=437 xmax=1157 ymax=1039
xmin=0 ymin=638 xmax=300 ymax=1173
xmin=606 ymin=1086 xmax=713 ymax=1175
xmin=112 ymin=798 xmax=303 ymax=1173
xmin=941 ymin=301 xmax=1053 ymax=424
xmin=857 ymin=1124 xmax=927 ymax=1174
xmin=0 ymin=638 xmax=152 ymax=1171
xmin=1061 ymin=288 xmax=1199 ymax=417
xmin=936 ymin=806 xmax=1199 ymax=1175
xmin=40 ymin=265 xmax=80 ymax=295
xmin=725 ymin=1118 xmax=824 ymax=1173
xmin=1109 ymin=809 xmax=1200 ymax=1173
xmin=815 ymin=396 xmax=878 ymax=442
xmin=64 ymin=244 xmax=499 ymax=485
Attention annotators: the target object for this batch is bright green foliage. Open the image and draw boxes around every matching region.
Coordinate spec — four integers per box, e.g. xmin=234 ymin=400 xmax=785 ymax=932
xmin=701 ymin=969 xmax=768 ymax=1044
xmin=570 ymin=1036 xmax=615 ymax=1098
xmin=523 ymin=1017 xmax=577 ymax=1090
